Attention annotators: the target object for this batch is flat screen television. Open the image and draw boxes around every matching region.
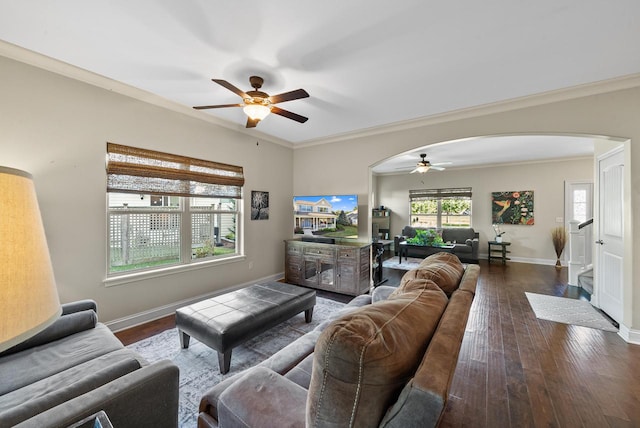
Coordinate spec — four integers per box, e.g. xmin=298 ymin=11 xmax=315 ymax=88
xmin=293 ymin=194 xmax=358 ymax=240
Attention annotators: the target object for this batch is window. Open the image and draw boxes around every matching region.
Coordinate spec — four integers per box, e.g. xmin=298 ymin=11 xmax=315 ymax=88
xmin=409 ymin=188 xmax=472 ymax=228
xmin=106 ymin=143 xmax=244 ymax=275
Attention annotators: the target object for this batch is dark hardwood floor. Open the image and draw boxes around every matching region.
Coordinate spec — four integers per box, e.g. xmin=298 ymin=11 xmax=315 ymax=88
xmin=115 ymin=261 xmax=640 ymax=427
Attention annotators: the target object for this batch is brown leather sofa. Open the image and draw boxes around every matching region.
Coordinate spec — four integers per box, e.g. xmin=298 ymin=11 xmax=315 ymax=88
xmin=198 ymin=252 xmax=479 ymax=428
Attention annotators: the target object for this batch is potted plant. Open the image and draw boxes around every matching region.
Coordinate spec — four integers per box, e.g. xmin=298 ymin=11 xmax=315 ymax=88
xmin=551 ymin=226 xmax=567 ymax=268
xmin=406 ymin=229 xmax=444 ymax=246
xmin=493 ymin=224 xmax=506 ymax=243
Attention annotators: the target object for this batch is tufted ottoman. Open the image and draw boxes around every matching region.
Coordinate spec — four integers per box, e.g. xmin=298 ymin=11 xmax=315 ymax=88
xmin=175 ymin=281 xmax=316 ymax=374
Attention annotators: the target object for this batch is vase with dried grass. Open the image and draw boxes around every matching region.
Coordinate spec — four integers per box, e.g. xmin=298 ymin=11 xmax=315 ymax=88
xmin=551 ymin=226 xmax=567 ymax=268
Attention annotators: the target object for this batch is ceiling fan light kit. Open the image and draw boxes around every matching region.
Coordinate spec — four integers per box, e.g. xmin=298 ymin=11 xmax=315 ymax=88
xmin=243 ymin=103 xmax=271 ymax=121
xmin=410 ymin=153 xmax=450 ymax=174
xmin=194 ymin=75 xmax=309 ymax=128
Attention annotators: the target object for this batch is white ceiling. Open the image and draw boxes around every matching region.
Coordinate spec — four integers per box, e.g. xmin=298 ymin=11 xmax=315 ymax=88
xmin=0 ymin=1 xmax=638 ymax=170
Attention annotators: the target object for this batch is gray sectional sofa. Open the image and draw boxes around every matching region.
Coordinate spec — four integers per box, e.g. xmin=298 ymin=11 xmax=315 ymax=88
xmin=0 ymin=300 xmax=179 ymax=428
xmin=395 ymin=226 xmax=480 ymax=263
xmin=198 ymin=252 xmax=479 ymax=428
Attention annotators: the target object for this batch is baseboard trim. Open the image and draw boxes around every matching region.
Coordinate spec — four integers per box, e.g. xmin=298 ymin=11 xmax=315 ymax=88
xmin=105 ymin=272 xmax=284 ymax=332
xmin=618 ymin=324 xmax=640 ymax=345
xmin=479 ymin=253 xmax=558 ymax=266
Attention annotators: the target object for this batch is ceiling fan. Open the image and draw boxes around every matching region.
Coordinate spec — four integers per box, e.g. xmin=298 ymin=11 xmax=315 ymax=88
xmin=410 ymin=153 xmax=451 ymax=173
xmin=193 ymin=76 xmax=309 ymax=128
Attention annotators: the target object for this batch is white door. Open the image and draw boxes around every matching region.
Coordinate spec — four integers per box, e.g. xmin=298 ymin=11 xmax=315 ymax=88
xmin=596 ymin=148 xmax=624 ymax=323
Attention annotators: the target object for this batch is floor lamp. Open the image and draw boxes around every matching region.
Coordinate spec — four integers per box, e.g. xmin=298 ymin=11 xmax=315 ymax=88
xmin=0 ymin=166 xmax=61 ymax=353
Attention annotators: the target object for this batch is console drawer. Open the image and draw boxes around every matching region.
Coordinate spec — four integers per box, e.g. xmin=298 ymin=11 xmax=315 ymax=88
xmin=303 ymin=246 xmax=334 ymax=257
xmin=338 ymin=248 xmax=357 ymax=259
xmin=287 ymin=242 xmax=303 ymax=255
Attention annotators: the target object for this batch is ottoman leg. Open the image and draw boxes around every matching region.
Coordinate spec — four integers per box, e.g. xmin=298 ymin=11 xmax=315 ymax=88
xmin=305 ymin=307 xmax=314 ymax=323
xmin=218 ymin=350 xmax=232 ymax=374
xmin=179 ymin=330 xmax=191 ymax=349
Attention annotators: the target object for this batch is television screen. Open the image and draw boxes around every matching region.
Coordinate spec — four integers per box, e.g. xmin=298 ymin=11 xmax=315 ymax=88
xmin=293 ymin=194 xmax=358 ymax=239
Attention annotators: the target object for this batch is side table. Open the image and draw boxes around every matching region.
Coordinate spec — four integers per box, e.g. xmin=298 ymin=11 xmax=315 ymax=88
xmin=488 ymin=241 xmax=511 ymax=264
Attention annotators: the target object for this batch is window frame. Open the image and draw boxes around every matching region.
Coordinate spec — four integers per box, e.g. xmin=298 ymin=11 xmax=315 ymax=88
xmin=409 ymin=187 xmax=473 ymax=229
xmin=104 ymin=143 xmax=245 ymax=285
xmin=106 ymin=194 xmax=242 ymax=283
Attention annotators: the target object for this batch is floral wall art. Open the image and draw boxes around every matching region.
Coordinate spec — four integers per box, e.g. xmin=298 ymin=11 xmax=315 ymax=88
xmin=491 ymin=190 xmax=534 ymax=225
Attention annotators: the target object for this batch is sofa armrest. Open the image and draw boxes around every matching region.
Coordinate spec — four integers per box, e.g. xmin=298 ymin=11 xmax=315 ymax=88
xmin=61 ymin=299 xmax=97 ymax=315
xmin=0 ymin=309 xmax=97 ymax=357
xmin=15 ymin=360 xmax=180 ymax=428
xmin=470 ymin=238 xmax=479 ymax=256
xmin=372 ymin=285 xmax=397 ymax=302
xmin=215 ymin=366 xmax=307 ymax=428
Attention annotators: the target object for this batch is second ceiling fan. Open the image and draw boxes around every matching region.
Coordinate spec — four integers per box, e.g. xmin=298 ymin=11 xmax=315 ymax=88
xmin=193 ymin=76 xmax=309 ymax=128
xmin=410 ymin=153 xmax=451 ymax=173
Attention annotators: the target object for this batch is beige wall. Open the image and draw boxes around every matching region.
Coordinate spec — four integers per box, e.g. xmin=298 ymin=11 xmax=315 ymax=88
xmin=3 ymin=44 xmax=640 ymax=340
xmin=293 ymin=81 xmax=640 ymax=338
xmin=0 ymin=55 xmax=294 ymax=324
xmin=375 ymin=158 xmax=593 ymax=263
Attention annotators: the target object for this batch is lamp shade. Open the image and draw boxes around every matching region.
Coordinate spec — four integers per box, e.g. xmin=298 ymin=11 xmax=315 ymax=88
xmin=0 ymin=166 xmax=61 ymax=353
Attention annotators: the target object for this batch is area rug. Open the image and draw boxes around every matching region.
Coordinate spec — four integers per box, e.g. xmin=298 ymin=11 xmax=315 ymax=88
xmin=382 ymin=257 xmax=424 ymax=271
xmin=525 ymin=292 xmax=618 ymax=332
xmin=127 ymin=296 xmax=345 ymax=427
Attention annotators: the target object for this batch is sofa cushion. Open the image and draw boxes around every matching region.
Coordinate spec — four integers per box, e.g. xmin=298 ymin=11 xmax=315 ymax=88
xmin=0 ymin=323 xmax=124 ymax=396
xmin=0 ymin=309 xmax=98 ymax=357
xmin=0 ymin=348 xmax=142 ymax=426
xmin=440 ymin=228 xmax=475 ymax=244
xmin=399 ymin=252 xmax=465 ymax=296
xmin=380 ymin=289 xmax=475 ymax=428
xmin=306 ymin=285 xmax=448 ymax=428
xmin=217 ymin=367 xmax=308 ymax=428
xmin=284 ymin=353 xmax=315 ymax=389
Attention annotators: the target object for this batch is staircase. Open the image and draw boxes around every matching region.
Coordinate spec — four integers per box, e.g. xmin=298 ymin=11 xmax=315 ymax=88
xmin=568 ymin=219 xmax=593 ymax=292
xmin=577 ymin=266 xmax=593 ymax=294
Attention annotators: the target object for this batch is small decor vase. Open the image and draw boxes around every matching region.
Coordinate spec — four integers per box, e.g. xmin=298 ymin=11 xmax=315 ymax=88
xmin=495 ymin=236 xmax=503 ymax=243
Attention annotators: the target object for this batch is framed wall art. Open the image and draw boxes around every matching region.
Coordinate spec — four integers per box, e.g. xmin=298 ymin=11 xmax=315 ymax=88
xmin=251 ymin=190 xmax=269 ymax=220
xmin=491 ymin=190 xmax=534 ymax=225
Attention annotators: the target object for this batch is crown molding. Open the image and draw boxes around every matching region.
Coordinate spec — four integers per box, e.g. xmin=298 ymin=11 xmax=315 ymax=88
xmin=0 ymin=40 xmax=293 ymax=149
xmin=296 ymin=73 xmax=640 ymax=149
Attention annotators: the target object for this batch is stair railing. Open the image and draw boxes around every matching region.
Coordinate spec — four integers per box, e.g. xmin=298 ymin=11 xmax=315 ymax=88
xmin=568 ymin=218 xmax=593 ymax=285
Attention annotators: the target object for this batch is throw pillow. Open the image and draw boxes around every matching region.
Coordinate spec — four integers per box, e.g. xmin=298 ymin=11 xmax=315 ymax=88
xmin=307 ymin=286 xmax=448 ymax=428
xmin=399 ymin=252 xmax=464 ymax=296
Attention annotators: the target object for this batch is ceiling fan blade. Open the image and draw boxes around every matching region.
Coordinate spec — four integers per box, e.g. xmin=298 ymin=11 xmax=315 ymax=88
xmin=271 ymin=106 xmax=308 ymax=123
xmin=246 ymin=117 xmax=260 ymax=128
xmin=268 ymin=89 xmax=310 ymax=104
xmin=410 ymin=167 xmax=419 ymax=174
xmin=431 ymin=162 xmax=452 ymax=167
xmin=193 ymin=103 xmax=243 ymax=110
xmin=431 ymin=166 xmax=446 ymax=171
xmin=212 ymin=79 xmax=249 ymax=98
